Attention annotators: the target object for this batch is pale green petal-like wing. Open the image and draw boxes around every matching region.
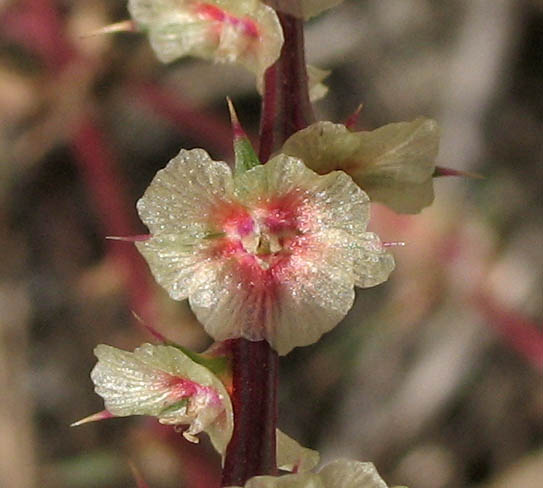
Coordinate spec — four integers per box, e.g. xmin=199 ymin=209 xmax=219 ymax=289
xmin=353 ymin=118 xmax=439 ymax=184
xmin=136 ymin=234 xmax=215 ymax=301
xmin=188 ymin=229 xmax=356 ymax=355
xmin=318 ymin=459 xmax=389 ymax=488
xmin=281 ymin=122 xmax=361 ymax=176
xmin=276 ymin=430 xmax=320 ymax=473
xmin=137 ymin=148 xmax=233 ymax=235
xmin=237 ymin=0 xmax=284 ymax=81
xmin=140 ymin=0 xmax=283 ymax=81
xmin=269 ymin=232 xmax=356 ymax=355
xmin=362 ymin=178 xmax=434 ymax=214
xmin=351 ymin=233 xmax=395 ymax=288
xmin=235 ymin=155 xmax=370 ymax=237
xmin=282 ymin=119 xmax=438 ymax=213
xmin=149 ymin=21 xmax=217 ymax=63
xmin=245 ymin=472 xmax=324 ymax=488
xmin=136 ymin=148 xmax=233 ymax=300
xmin=128 ymin=0 xmax=178 ymax=26
xmin=91 ymin=344 xmax=233 ymax=454
xmin=307 ymin=65 xmax=330 ymax=102
xmin=92 ymin=344 xmax=173 ymax=417
xmin=256 ymin=64 xmax=329 ymax=102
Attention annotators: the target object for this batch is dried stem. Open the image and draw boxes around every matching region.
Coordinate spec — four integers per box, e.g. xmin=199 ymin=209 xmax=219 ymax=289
xmin=221 ymin=11 xmax=313 ymax=487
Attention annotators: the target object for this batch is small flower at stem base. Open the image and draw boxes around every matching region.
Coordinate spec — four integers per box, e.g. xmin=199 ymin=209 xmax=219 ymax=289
xmin=75 ymin=343 xmax=233 ymax=455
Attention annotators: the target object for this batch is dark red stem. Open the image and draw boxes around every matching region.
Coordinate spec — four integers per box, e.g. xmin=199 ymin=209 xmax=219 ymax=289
xmin=72 ymin=117 xmax=158 ymax=331
xmin=221 ymin=340 xmax=279 ymax=486
xmin=258 ymin=12 xmax=315 ymax=162
xmin=221 ymin=12 xmax=313 ymax=488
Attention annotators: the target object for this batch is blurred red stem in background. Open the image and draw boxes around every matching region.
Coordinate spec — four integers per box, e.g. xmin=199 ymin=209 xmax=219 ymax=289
xmin=0 ymin=0 xmax=75 ymax=72
xmin=222 ymin=11 xmax=314 ymax=487
xmin=133 ymin=83 xmax=235 ymax=159
xmin=129 ymin=462 xmax=151 ymax=488
xmin=71 ymin=117 xmax=158 ymax=331
xmin=477 ymin=293 xmax=543 ymax=371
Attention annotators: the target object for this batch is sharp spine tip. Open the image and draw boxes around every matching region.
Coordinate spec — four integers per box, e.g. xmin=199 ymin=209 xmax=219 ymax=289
xmin=80 ymin=20 xmax=136 ymax=39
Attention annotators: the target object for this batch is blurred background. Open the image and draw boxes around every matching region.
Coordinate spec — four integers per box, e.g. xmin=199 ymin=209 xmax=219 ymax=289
xmin=0 ymin=0 xmax=541 ymax=487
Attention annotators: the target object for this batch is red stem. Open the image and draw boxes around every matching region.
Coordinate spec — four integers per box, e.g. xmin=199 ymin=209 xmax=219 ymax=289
xmin=221 ymin=12 xmax=313 ymax=487
xmin=72 ymin=117 xmax=158 ymax=331
xmin=258 ymin=12 xmax=315 ymax=162
xmin=133 ymin=82 xmax=234 ymax=158
xmin=221 ymin=340 xmax=279 ymax=486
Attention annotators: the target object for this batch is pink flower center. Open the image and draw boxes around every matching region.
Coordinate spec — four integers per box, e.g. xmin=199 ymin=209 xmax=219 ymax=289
xmin=165 ymin=374 xmax=221 ymax=407
xmin=194 ymin=3 xmax=260 ymax=39
xmin=217 ymin=197 xmax=301 ymax=271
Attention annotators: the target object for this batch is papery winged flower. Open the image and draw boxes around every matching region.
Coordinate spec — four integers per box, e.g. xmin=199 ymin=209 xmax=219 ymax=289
xmin=128 ymin=0 xmax=283 ymax=81
xmin=85 ymin=343 xmax=233 ymax=454
xmin=136 ymin=149 xmax=394 ymax=355
xmin=226 ymin=458 xmax=396 ymax=487
xmin=276 ymin=429 xmax=320 ymax=473
xmin=281 ymin=119 xmax=440 ymax=214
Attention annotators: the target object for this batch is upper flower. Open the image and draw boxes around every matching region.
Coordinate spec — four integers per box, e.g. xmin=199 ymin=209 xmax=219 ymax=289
xmin=128 ymin=0 xmax=283 ymax=81
xmin=227 ymin=458 xmax=395 ymax=487
xmin=281 ymin=119 xmax=440 ymax=214
xmin=136 ymin=149 xmax=394 ymax=355
xmin=89 ymin=343 xmax=233 ymax=454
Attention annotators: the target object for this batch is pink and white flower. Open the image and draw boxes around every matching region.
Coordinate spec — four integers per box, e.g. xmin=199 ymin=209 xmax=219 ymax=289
xmin=136 ymin=149 xmax=394 ymax=355
xmin=128 ymin=0 xmax=283 ymax=82
xmin=88 ymin=343 xmax=233 ymax=454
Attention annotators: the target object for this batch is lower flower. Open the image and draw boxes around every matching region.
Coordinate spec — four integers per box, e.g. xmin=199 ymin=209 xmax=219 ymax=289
xmin=75 ymin=343 xmax=233 ymax=455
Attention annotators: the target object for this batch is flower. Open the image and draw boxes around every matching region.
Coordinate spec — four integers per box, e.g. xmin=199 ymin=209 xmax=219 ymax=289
xmin=227 ymin=458 xmax=396 ymax=487
xmin=281 ymin=119 xmax=440 ymax=214
xmin=84 ymin=343 xmax=233 ymax=454
xmin=136 ymin=149 xmax=394 ymax=355
xmin=127 ymin=0 xmax=283 ymax=82
xmin=264 ymin=0 xmax=344 ymax=20
xmin=276 ymin=430 xmax=320 ymax=473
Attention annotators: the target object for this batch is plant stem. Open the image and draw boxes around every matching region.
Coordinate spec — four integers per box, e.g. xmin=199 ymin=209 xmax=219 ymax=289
xmin=221 ymin=11 xmax=314 ymax=487
xmin=258 ymin=11 xmax=315 ymax=163
xmin=221 ymin=339 xmax=278 ymax=486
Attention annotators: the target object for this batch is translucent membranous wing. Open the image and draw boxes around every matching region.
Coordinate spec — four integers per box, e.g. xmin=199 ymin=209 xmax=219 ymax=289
xmin=91 ymin=343 xmax=233 ymax=454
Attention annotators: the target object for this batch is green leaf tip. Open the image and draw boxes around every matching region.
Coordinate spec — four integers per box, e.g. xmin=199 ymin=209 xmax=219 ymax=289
xmin=227 ymin=98 xmax=260 ymax=176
